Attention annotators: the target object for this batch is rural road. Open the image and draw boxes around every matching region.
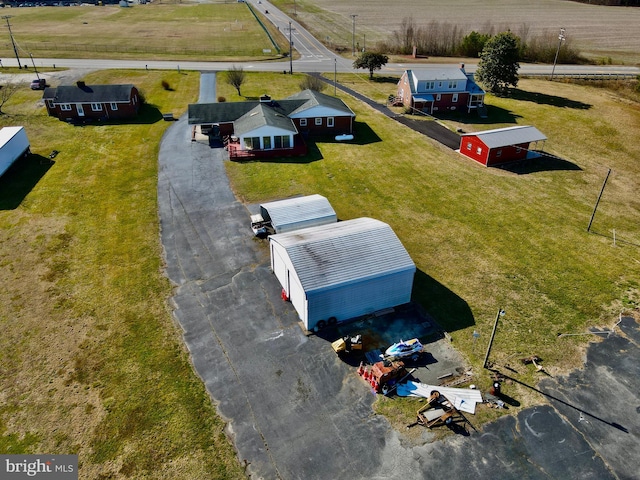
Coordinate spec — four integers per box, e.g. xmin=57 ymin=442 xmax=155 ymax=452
xmin=10 ymin=56 xmax=640 ymax=78
xmin=156 ymin=73 xmax=640 ymax=478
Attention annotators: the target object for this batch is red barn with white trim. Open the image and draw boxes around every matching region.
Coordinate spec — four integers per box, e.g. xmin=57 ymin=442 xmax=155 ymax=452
xmin=459 ymin=126 xmax=547 ymax=167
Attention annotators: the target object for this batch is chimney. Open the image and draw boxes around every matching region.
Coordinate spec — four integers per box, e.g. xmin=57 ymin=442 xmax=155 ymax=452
xmin=460 ymin=63 xmax=465 ymax=71
xmin=77 ymin=81 xmax=86 ymax=88
xmin=259 ymin=94 xmax=271 ymax=103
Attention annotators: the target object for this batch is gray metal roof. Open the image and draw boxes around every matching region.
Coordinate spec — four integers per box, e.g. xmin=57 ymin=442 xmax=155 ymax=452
xmin=405 ymin=67 xmax=484 ymax=96
xmin=269 ymin=217 xmax=416 ymax=293
xmin=410 ymin=67 xmax=469 ymax=83
xmin=43 ymin=84 xmax=136 ymax=103
xmin=285 ymin=89 xmax=355 ymax=117
xmin=234 ymin=103 xmax=298 ymax=136
xmin=462 ymin=126 xmax=547 ymax=148
xmin=261 ymin=194 xmax=336 ymax=229
xmin=0 ymin=126 xmax=24 ymax=147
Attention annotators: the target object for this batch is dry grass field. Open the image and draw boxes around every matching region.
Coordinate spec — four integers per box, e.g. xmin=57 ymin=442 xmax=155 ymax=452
xmin=0 ymin=2 xmax=288 ymax=61
xmin=281 ymin=0 xmax=640 ymax=63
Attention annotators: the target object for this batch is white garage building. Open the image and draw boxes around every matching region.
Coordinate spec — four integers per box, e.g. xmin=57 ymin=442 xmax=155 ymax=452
xmin=260 ymin=194 xmax=337 ymax=233
xmin=269 ymin=217 xmax=416 ymax=330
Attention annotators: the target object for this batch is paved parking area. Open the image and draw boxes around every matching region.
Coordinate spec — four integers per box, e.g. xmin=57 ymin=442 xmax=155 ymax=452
xmin=158 ymin=114 xmax=640 ymax=479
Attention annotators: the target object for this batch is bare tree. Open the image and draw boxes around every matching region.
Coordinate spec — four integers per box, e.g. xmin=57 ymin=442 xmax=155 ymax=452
xmin=0 ymin=81 xmax=22 ymax=115
xmin=225 ymin=66 xmax=246 ymax=96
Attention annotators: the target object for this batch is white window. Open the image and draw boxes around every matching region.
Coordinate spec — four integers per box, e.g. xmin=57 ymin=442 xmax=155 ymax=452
xmin=60 ymin=104 xmax=72 ymax=111
xmin=476 ymin=147 xmax=482 ymax=155
xmin=448 ymin=81 xmax=458 ymax=89
xmin=300 ymin=118 xmax=307 ymax=127
xmin=110 ymin=102 xmax=118 ymax=111
xmin=466 ymin=142 xmax=472 ymax=151
xmin=327 ymin=117 xmax=334 ymax=128
xmin=496 ymin=149 xmax=502 ymax=157
xmin=91 ymin=103 xmax=102 ymax=111
xmin=46 ymin=99 xmax=54 ymax=108
xmin=438 ymin=82 xmax=442 ymax=88
xmin=425 ymin=81 xmax=435 ymax=90
xmin=452 ymin=94 xmax=458 ymax=103
xmin=315 ymin=118 xmax=322 ymax=126
xmin=436 ymin=94 xmax=441 ymax=101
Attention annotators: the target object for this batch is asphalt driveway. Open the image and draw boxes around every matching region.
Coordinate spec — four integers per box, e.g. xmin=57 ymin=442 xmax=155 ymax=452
xmin=158 ymin=81 xmax=640 ymax=479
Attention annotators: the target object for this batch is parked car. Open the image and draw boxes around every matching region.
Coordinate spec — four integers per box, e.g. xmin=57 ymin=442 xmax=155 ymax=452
xmin=30 ymin=78 xmax=46 ymax=90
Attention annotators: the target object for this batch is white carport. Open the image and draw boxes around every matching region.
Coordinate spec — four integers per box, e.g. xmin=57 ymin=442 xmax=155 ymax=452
xmin=269 ymin=217 xmax=416 ymax=330
xmin=260 ymin=194 xmax=337 ymax=234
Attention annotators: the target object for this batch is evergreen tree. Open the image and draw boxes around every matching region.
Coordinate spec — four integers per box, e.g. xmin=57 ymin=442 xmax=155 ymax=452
xmin=475 ymin=32 xmax=520 ymax=95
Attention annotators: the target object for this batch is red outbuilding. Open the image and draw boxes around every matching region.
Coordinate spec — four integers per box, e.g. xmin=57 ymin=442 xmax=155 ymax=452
xmin=459 ymin=126 xmax=547 ymax=167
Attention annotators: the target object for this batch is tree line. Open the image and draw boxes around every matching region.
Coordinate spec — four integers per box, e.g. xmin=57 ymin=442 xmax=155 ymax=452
xmin=378 ymin=18 xmax=584 ymax=64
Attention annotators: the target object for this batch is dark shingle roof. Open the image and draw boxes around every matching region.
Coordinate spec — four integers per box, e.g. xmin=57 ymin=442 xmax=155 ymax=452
xmin=188 ymin=89 xmax=354 ymax=125
xmin=285 ymin=89 xmax=355 ymax=116
xmin=44 ymin=84 xmax=136 ymax=103
xmin=234 ymin=104 xmax=298 ymax=135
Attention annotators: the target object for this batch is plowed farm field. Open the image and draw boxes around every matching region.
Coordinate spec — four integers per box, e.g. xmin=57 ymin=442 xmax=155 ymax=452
xmin=286 ymin=0 xmax=640 ymax=63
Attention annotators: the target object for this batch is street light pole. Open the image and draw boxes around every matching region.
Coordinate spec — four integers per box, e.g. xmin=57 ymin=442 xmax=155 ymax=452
xmin=350 ymin=14 xmax=358 ymax=56
xmin=289 ymin=21 xmax=293 ymax=74
xmin=550 ymin=27 xmax=566 ymax=81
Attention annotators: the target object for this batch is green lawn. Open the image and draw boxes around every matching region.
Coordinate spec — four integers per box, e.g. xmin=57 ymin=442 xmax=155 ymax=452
xmin=0 ymin=71 xmax=246 ymax=479
xmin=1 ymin=66 xmax=638 ymax=477
xmin=224 ymin=73 xmax=640 ymax=390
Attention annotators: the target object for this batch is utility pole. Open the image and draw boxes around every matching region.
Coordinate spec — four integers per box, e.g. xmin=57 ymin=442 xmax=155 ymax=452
xmin=350 ymin=14 xmax=358 ymax=56
xmin=587 ymin=168 xmax=611 ymax=232
xmin=2 ymin=16 xmax=21 ymax=69
xmin=334 ymin=58 xmax=337 ymax=96
xmin=483 ymin=308 xmax=505 ymax=369
xmin=29 ymin=53 xmax=39 ymax=80
xmin=289 ymin=21 xmax=293 ymax=74
xmin=550 ymin=27 xmax=566 ymax=81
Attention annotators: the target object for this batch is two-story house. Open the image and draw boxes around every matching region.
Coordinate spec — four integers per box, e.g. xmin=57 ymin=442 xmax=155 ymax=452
xmin=396 ymin=64 xmax=485 ymax=115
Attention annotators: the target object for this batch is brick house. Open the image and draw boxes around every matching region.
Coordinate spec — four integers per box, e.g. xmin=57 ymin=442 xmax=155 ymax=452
xmin=188 ymin=89 xmax=355 ymax=159
xmin=396 ymin=65 xmax=485 ymax=115
xmin=43 ymin=82 xmax=141 ymax=122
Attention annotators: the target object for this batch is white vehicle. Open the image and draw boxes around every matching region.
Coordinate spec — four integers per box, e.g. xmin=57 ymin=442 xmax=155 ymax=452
xmin=0 ymin=126 xmax=30 ymax=178
xmin=250 ymin=214 xmax=272 ymax=238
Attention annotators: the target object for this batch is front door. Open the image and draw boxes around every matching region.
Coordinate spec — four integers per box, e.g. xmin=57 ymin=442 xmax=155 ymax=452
xmin=77 ymin=104 xmax=85 ymax=117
